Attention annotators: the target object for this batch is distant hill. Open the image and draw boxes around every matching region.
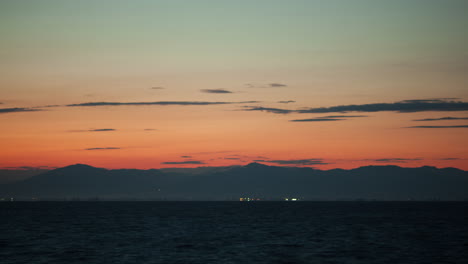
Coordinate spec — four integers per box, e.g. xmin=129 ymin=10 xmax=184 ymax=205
xmin=1 ymin=163 xmax=467 ymax=200
xmin=0 ymin=168 xmax=50 ymax=184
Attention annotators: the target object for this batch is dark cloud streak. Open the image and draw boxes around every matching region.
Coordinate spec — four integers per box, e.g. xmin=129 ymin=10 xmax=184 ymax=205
xmin=254 ymin=159 xmax=328 ymax=165
xmin=0 ymin=107 xmax=43 ymax=114
xmin=67 ymin=101 xmax=258 ymax=107
xmin=162 ymin=161 xmax=205 ymax=165
xmin=85 ymin=147 xmax=121 ymax=150
xmin=90 ymin=128 xmax=115 ymax=132
xmin=321 ymin=115 xmax=368 ymax=118
xmin=269 ymin=83 xmax=287 ymax=87
xmin=243 ymin=99 xmax=468 ymax=115
xmin=407 ymin=125 xmax=468 ymax=128
xmin=290 ymin=118 xmax=345 ymax=122
xmin=69 ymin=129 xmax=116 ymax=132
xmin=242 ymin=106 xmax=294 ymax=114
xmin=297 ymin=99 xmax=468 ymax=114
xmin=413 ymin=117 xmax=468 ymax=121
xmin=201 ymin=89 xmax=233 ymax=94
xmin=372 ymin=158 xmax=423 ymax=163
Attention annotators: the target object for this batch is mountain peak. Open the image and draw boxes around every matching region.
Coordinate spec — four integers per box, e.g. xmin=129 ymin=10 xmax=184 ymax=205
xmin=55 ymin=164 xmax=105 ymax=173
xmin=244 ymin=162 xmax=270 ymax=169
xmin=63 ymin=164 xmax=96 ymax=169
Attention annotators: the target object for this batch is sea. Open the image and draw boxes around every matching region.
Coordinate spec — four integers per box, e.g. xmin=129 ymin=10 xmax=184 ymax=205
xmin=1 ymin=202 xmax=467 ymax=264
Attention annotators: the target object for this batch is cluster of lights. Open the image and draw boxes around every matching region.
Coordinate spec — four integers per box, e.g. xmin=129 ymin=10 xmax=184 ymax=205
xmin=284 ymin=198 xmax=299 ymax=201
xmin=239 ymin=197 xmax=261 ymax=201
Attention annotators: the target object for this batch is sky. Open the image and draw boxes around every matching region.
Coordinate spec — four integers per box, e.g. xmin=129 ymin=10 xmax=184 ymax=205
xmin=1 ymin=0 xmax=467 ymax=170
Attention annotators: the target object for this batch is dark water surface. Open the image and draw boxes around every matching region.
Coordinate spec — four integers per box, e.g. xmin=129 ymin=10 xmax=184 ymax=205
xmin=1 ymin=202 xmax=467 ymax=264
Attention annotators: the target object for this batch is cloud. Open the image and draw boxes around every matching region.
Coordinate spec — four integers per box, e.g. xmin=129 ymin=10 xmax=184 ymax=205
xmin=321 ymin=115 xmax=368 ymax=118
xmin=406 ymin=125 xmax=468 ymax=128
xmin=90 ymin=128 xmax=116 ymax=132
xmin=190 ymin=150 xmax=236 ymax=155
xmin=67 ymin=101 xmax=258 ymax=107
xmin=439 ymin=158 xmax=460 ymax=161
xmin=180 ymin=156 xmax=192 ymax=158
xmin=0 ymin=107 xmax=43 ymax=114
xmin=269 ymin=83 xmax=287 ymax=87
xmin=70 ymin=128 xmax=116 ymax=132
xmin=161 ymin=161 xmax=205 ymax=165
xmin=243 ymin=99 xmax=468 ymax=115
xmin=399 ymin=98 xmax=460 ymax=104
xmin=201 ymin=89 xmax=233 ymax=94
xmin=371 ymin=158 xmax=423 ymax=163
xmin=254 ymin=159 xmax=328 ymax=165
xmin=224 ymin=157 xmax=241 ymax=160
xmin=242 ymin=106 xmax=294 ymax=114
xmin=290 ymin=115 xmax=369 ymax=122
xmin=296 ymin=98 xmax=468 ymax=114
xmin=413 ymin=117 xmax=468 ymax=121
xmin=245 ymin=83 xmax=288 ymax=88
xmin=277 ymin=100 xmax=296 ymax=104
xmin=85 ymin=147 xmax=121 ymax=150
xmin=144 ymin=129 xmax=158 ymax=131
xmin=150 ymin=87 xmax=164 ymax=90
xmin=290 ymin=118 xmax=346 ymax=122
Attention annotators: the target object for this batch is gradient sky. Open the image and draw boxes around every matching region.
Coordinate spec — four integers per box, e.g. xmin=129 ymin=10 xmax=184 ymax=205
xmin=1 ymin=0 xmax=467 ymax=170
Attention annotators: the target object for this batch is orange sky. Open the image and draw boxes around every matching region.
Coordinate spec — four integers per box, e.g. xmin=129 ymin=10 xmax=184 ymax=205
xmin=1 ymin=1 xmax=467 ymax=170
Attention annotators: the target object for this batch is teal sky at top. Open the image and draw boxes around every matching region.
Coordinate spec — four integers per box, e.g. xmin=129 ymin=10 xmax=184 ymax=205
xmin=1 ymin=0 xmax=467 ymax=74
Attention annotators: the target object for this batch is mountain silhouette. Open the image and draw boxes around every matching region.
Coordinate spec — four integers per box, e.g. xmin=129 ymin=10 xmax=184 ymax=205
xmin=1 ymin=163 xmax=467 ymax=200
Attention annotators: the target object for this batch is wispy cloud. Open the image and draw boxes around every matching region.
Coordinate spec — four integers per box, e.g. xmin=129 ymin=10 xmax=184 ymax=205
xmin=69 ymin=128 xmax=116 ymax=132
xmin=399 ymin=98 xmax=460 ymax=103
xmin=67 ymin=101 xmax=258 ymax=107
xmin=243 ymin=99 xmax=468 ymax=115
xmin=290 ymin=118 xmax=345 ymax=122
xmin=269 ymin=83 xmax=287 ymax=87
xmin=245 ymin=83 xmax=288 ymax=88
xmin=406 ymin=125 xmax=468 ymax=128
xmin=371 ymin=158 xmax=423 ymax=163
xmin=254 ymin=158 xmax=328 ymax=165
xmin=84 ymin=147 xmax=121 ymax=150
xmin=290 ymin=115 xmax=368 ymax=122
xmin=161 ymin=161 xmax=205 ymax=165
xmin=321 ymin=115 xmax=368 ymax=118
xmin=180 ymin=156 xmax=192 ymax=158
xmin=150 ymin=87 xmax=164 ymax=90
xmin=413 ymin=117 xmax=468 ymax=121
xmin=296 ymin=99 xmax=468 ymax=114
xmin=0 ymin=107 xmax=43 ymax=114
xmin=89 ymin=128 xmax=116 ymax=132
xmin=201 ymin=89 xmax=233 ymax=94
xmin=242 ymin=106 xmax=294 ymax=114
xmin=144 ymin=129 xmax=158 ymax=131
xmin=277 ymin=100 xmax=296 ymax=104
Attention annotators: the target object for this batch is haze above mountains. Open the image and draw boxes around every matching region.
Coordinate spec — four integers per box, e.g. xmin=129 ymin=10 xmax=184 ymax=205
xmin=1 ymin=163 xmax=467 ymax=201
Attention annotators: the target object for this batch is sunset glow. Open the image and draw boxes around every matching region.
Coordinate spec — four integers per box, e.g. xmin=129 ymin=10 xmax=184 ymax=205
xmin=1 ymin=0 xmax=467 ymax=170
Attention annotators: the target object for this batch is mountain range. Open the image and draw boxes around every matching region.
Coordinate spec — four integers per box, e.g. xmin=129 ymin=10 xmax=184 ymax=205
xmin=1 ymin=163 xmax=467 ymax=201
